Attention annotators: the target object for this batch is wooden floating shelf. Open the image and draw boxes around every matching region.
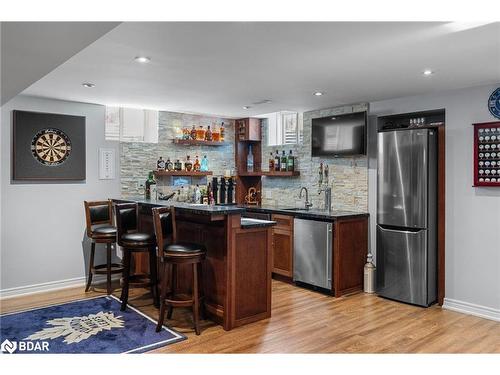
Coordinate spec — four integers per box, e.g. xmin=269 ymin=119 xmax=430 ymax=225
xmin=262 ymin=171 xmax=300 ymax=177
xmin=173 ymin=139 xmax=226 ymax=146
xmin=153 ymin=170 xmax=213 ymax=177
xmin=238 ymin=171 xmax=300 ymax=177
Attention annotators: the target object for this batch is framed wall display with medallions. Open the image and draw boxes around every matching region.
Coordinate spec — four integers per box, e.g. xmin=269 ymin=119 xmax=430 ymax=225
xmin=12 ymin=110 xmax=86 ymax=181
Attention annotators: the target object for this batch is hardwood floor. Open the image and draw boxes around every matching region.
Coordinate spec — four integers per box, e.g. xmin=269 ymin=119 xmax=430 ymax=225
xmin=1 ymin=280 xmax=499 ymax=353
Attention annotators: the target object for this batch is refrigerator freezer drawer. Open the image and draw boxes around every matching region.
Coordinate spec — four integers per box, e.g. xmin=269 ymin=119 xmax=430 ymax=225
xmin=376 ymin=225 xmax=435 ymax=306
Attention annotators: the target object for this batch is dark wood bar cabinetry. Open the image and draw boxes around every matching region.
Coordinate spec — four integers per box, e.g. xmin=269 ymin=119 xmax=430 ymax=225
xmin=114 ymin=199 xmax=274 ymax=331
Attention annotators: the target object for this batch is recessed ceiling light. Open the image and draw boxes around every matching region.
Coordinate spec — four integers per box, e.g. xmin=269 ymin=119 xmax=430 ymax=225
xmin=423 ymin=69 xmax=434 ymax=76
xmin=243 ymin=106 xmax=251 ymax=110
xmin=82 ymin=82 xmax=95 ymax=88
xmin=313 ymin=91 xmax=324 ymax=96
xmin=134 ymin=56 xmax=151 ymax=63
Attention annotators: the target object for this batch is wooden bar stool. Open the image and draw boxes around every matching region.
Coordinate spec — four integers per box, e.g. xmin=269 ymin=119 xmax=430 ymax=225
xmin=152 ymin=206 xmax=206 ymax=335
xmin=84 ymin=200 xmax=123 ymax=295
xmin=115 ymin=203 xmax=160 ymax=311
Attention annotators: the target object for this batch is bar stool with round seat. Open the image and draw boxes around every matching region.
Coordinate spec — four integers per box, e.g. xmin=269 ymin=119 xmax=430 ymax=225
xmin=115 ymin=202 xmax=160 ymax=311
xmin=152 ymin=206 xmax=206 ymax=335
xmin=84 ymin=200 xmax=123 ymax=295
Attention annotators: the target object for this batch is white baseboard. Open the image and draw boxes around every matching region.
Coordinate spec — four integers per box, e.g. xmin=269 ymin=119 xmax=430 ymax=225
xmin=443 ymin=298 xmax=500 ymax=322
xmin=0 ymin=275 xmax=120 ymax=300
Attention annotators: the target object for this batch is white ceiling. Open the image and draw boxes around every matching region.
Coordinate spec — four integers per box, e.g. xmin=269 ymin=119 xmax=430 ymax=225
xmin=22 ymin=22 xmax=500 ymax=117
xmin=1 ymin=22 xmax=119 ymax=105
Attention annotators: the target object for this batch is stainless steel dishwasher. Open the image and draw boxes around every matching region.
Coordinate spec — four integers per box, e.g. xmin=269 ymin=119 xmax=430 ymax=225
xmin=293 ymin=218 xmax=333 ymax=290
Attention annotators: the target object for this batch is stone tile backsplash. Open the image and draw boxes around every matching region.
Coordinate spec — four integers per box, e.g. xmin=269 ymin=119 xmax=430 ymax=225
xmin=121 ymin=111 xmax=235 ymax=198
xmin=121 ymin=104 xmax=368 ymax=212
xmin=261 ymin=103 xmax=369 ymax=212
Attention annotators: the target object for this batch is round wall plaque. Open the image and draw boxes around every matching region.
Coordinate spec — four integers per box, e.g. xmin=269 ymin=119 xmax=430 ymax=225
xmin=488 ymin=87 xmax=500 ymax=119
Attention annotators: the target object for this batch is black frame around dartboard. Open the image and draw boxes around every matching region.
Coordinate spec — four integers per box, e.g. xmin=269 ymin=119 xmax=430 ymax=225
xmin=12 ymin=110 xmax=86 ymax=181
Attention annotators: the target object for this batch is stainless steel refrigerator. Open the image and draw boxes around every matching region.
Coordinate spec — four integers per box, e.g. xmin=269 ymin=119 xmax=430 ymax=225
xmin=376 ymin=128 xmax=437 ymax=307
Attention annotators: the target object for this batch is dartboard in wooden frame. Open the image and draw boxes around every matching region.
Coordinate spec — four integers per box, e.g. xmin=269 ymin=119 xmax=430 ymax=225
xmin=30 ymin=128 xmax=72 ymax=166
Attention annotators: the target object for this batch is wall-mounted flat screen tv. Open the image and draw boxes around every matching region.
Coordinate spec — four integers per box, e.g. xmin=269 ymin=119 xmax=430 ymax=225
xmin=311 ymin=111 xmax=367 ymax=157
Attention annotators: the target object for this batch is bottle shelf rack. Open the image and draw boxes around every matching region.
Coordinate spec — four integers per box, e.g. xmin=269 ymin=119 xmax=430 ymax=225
xmin=173 ymin=139 xmax=226 ymax=146
xmin=154 ymin=170 xmax=213 ymax=177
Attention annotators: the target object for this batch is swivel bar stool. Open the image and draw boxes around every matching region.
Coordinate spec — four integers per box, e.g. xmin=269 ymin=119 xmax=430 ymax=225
xmin=152 ymin=206 xmax=206 ymax=335
xmin=84 ymin=200 xmax=123 ymax=295
xmin=115 ymin=202 xmax=159 ymax=311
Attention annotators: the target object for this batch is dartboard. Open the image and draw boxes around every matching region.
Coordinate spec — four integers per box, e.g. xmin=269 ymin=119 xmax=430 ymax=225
xmin=31 ymin=128 xmax=72 ymax=166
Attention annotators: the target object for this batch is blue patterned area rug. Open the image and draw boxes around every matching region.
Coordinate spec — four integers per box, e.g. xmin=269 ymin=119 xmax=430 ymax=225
xmin=0 ymin=295 xmax=186 ymax=354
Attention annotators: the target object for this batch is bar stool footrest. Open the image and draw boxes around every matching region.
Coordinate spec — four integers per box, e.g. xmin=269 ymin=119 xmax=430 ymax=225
xmin=122 ymin=273 xmax=153 ymax=287
xmin=92 ymin=263 xmax=123 ymax=274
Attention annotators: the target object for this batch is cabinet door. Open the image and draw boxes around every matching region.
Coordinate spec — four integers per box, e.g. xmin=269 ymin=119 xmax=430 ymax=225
xmin=272 ymin=228 xmax=293 ymax=277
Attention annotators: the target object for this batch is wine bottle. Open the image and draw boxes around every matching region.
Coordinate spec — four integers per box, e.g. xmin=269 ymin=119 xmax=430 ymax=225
xmin=274 ymin=150 xmax=280 ymax=172
xmin=145 ymin=171 xmax=156 ymax=200
xmin=220 ymin=122 xmax=225 ymax=142
xmin=269 ymin=152 xmax=275 ymax=171
xmin=287 ymin=150 xmax=294 ymax=172
xmin=280 ymin=150 xmax=287 ymax=172
xmin=247 ymin=145 xmax=254 ymax=172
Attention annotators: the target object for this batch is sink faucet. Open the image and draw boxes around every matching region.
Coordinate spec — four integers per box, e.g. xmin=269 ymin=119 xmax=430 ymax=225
xmin=299 ymin=187 xmax=313 ymax=210
xmin=319 ymin=185 xmax=332 ymax=212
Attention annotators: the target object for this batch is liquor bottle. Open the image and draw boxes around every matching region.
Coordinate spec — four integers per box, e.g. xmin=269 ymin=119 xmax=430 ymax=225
xmin=227 ymin=178 xmax=234 ymax=204
xmin=220 ymin=122 xmax=225 ymax=142
xmin=193 ymin=155 xmax=201 ymax=171
xmin=269 ymin=152 xmax=275 ymax=171
xmin=207 ymin=182 xmax=214 ymax=205
xmin=212 ymin=177 xmax=219 ymax=204
xmin=274 ymin=150 xmax=281 ymax=172
xmin=247 ymin=144 xmax=254 ymax=172
xmin=182 ymin=127 xmax=190 ymax=140
xmin=200 ymin=155 xmax=209 ymax=171
xmin=157 ymin=156 xmax=165 ymax=170
xmin=185 ymin=155 xmax=193 ymax=171
xmin=287 ymin=150 xmax=295 ymax=172
xmin=174 ymin=159 xmax=182 ymax=171
xmin=145 ymin=171 xmax=156 ymax=200
xmin=165 ymin=157 xmax=173 ymax=171
xmin=220 ymin=177 xmax=227 ymax=204
xmin=194 ymin=185 xmax=202 ymax=203
xmin=205 ymin=125 xmax=213 ymax=141
xmin=280 ymin=150 xmax=287 ymax=172
xmin=196 ymin=126 xmax=205 ymax=141
xmin=212 ymin=123 xmax=220 ymax=142
xmin=190 ymin=124 xmax=197 ymax=140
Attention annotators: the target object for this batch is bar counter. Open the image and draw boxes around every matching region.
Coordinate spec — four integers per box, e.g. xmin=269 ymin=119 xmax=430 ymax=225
xmin=113 ymin=197 xmax=275 ymax=331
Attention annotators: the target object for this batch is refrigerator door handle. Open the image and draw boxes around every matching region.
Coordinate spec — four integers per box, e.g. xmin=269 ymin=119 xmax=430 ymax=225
xmin=326 ymin=224 xmax=333 ymax=285
xmin=378 ymin=225 xmax=425 ymax=235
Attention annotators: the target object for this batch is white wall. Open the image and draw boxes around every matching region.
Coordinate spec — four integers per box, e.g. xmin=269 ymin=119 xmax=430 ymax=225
xmin=0 ymin=95 xmax=121 ymax=296
xmin=368 ymin=83 xmax=500 ymax=317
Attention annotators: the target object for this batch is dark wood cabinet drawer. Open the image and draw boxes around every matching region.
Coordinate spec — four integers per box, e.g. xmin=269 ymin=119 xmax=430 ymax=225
xmin=271 ymin=214 xmax=293 ymax=231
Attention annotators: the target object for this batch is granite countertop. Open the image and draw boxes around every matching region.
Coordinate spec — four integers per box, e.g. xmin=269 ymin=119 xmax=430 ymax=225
xmin=239 ymin=204 xmax=369 ymax=220
xmin=115 ymin=197 xmax=245 ymax=215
